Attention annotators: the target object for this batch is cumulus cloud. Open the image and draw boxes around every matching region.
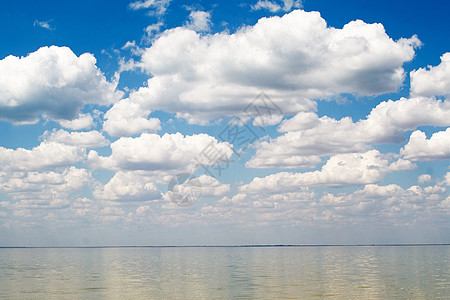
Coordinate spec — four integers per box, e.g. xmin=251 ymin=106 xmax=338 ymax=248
xmin=252 ymin=0 xmax=302 ymax=12
xmin=192 ymin=174 xmax=230 ymax=197
xmin=103 ymin=99 xmax=161 ymax=137
xmin=411 ymin=52 xmax=450 ymax=97
xmin=71 ymin=197 xmax=97 ymax=217
xmin=319 ymin=183 xmax=447 ymax=223
xmin=129 ymin=10 xmax=420 ymax=124
xmin=401 ymin=128 xmax=450 ymax=161
xmin=0 ymin=142 xmax=85 ymax=172
xmin=242 ymin=150 xmax=414 ymax=192
xmin=93 ymin=171 xmax=161 ymax=202
xmin=142 ymin=22 xmax=164 ymax=43
xmin=42 ymin=129 xmax=110 ymax=148
xmin=185 ymin=10 xmax=211 ymax=32
xmin=161 ymin=174 xmax=230 ymax=207
xmin=444 ymin=173 xmax=450 ymax=186
xmin=248 ymin=97 xmax=450 ymax=168
xmin=57 ymin=113 xmax=95 ymax=130
xmin=195 ymin=187 xmax=317 ymax=226
xmin=129 ymin=0 xmax=171 ymax=15
xmin=0 ymin=167 xmax=92 ymax=206
xmin=0 ymin=46 xmax=123 ymax=124
xmin=163 ymin=179 xmax=448 ymax=227
xmin=0 ymin=129 xmax=108 ymax=172
xmin=88 ymin=132 xmax=233 ymax=173
xmin=418 ymin=174 xmax=432 ymax=184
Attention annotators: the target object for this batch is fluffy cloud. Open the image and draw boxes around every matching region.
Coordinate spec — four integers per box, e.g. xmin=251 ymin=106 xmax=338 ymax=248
xmin=411 ymin=52 xmax=450 ymax=97
xmin=93 ymin=171 xmax=161 ymax=202
xmin=161 ymin=179 xmax=448 ymax=227
xmin=185 ymin=10 xmax=211 ymax=32
xmin=57 ymin=113 xmax=95 ymax=130
xmin=248 ymin=97 xmax=450 ymax=168
xmin=401 ymin=128 xmax=450 ymax=161
xmin=444 ymin=173 xmax=450 ymax=186
xmin=252 ymin=0 xmax=302 ymax=12
xmin=129 ymin=10 xmax=420 ymax=124
xmin=199 ymin=181 xmax=448 ymax=227
xmin=242 ymin=150 xmax=414 ymax=192
xmin=196 ymin=188 xmax=317 ymax=226
xmin=319 ymin=183 xmax=448 ymax=223
xmin=103 ymin=99 xmax=161 ymax=137
xmin=88 ymin=132 xmax=233 ymax=173
xmin=0 ymin=130 xmax=108 ymax=172
xmin=71 ymin=197 xmax=97 ymax=217
xmin=0 ymin=167 xmax=92 ymax=205
xmin=174 ymin=174 xmax=230 ymax=198
xmin=0 ymin=46 xmax=122 ymax=124
xmin=42 ymin=129 xmax=110 ymax=148
xmin=418 ymin=174 xmax=432 ymax=184
xmin=0 ymin=142 xmax=85 ymax=172
xmin=162 ymin=174 xmax=230 ymax=208
xmin=129 ymin=0 xmax=171 ymax=15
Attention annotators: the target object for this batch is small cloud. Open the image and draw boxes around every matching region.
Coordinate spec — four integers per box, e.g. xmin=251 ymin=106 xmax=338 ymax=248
xmin=252 ymin=0 xmax=302 ymax=13
xmin=418 ymin=174 xmax=432 ymax=184
xmin=185 ymin=10 xmax=211 ymax=32
xmin=34 ymin=20 xmax=54 ymax=30
xmin=129 ymin=0 xmax=171 ymax=15
xmin=142 ymin=22 xmax=164 ymax=43
xmin=122 ymin=41 xmax=136 ymax=50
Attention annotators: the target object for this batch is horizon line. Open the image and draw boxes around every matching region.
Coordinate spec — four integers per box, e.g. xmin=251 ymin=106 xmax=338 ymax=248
xmin=1 ymin=243 xmax=449 ymax=249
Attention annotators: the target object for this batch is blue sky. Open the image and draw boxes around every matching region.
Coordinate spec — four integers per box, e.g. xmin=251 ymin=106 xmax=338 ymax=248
xmin=0 ymin=0 xmax=449 ymax=246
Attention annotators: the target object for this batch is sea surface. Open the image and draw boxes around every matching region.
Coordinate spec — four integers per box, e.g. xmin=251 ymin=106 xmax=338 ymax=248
xmin=0 ymin=245 xmax=448 ymax=299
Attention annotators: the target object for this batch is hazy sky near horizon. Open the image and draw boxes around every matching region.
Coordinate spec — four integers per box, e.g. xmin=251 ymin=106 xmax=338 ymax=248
xmin=0 ymin=0 xmax=449 ymax=246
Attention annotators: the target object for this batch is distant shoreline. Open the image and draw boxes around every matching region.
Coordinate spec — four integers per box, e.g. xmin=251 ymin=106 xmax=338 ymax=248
xmin=1 ymin=243 xmax=449 ymax=249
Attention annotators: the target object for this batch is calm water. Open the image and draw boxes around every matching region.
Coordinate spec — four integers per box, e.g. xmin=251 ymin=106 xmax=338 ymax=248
xmin=0 ymin=246 xmax=448 ymax=299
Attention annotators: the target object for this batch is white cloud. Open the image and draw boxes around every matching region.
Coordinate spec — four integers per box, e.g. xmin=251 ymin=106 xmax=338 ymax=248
xmin=0 ymin=129 xmax=108 ymax=173
xmin=142 ymin=22 xmax=164 ymax=43
xmin=439 ymin=196 xmax=450 ymax=210
xmin=130 ymin=10 xmax=420 ymax=124
xmin=246 ymin=153 xmax=321 ymax=169
xmin=249 ymin=97 xmax=450 ymax=168
xmin=71 ymin=197 xmax=97 ymax=217
xmin=103 ymin=99 xmax=161 ymax=137
xmin=57 ymin=113 xmax=95 ymax=130
xmin=161 ymin=174 xmax=230 ymax=207
xmin=195 ymin=187 xmax=318 ymax=226
xmin=0 ymin=46 xmax=123 ymax=124
xmin=122 ymin=41 xmax=137 ymax=50
xmin=88 ymin=132 xmax=233 ymax=173
xmin=319 ymin=183 xmax=448 ymax=223
xmin=34 ymin=20 xmax=54 ymax=30
xmin=97 ymin=207 xmax=126 ymax=222
xmin=136 ymin=205 xmax=151 ymax=216
xmin=185 ymin=10 xmax=211 ymax=32
xmin=411 ymin=52 xmax=450 ymax=97
xmin=0 ymin=167 xmax=92 ymax=207
xmin=252 ymin=0 xmax=302 ymax=12
xmin=42 ymin=129 xmax=110 ymax=148
xmin=252 ymin=0 xmax=282 ymax=12
xmin=418 ymin=174 xmax=432 ymax=184
xmin=242 ymin=150 xmax=414 ymax=192
xmin=129 ymin=0 xmax=171 ymax=15
xmin=93 ymin=171 xmax=161 ymax=201
xmin=0 ymin=142 xmax=85 ymax=172
xmin=195 ymin=175 xmax=230 ymax=197
xmin=444 ymin=173 xmax=450 ymax=186
xmin=401 ymin=128 xmax=450 ymax=161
